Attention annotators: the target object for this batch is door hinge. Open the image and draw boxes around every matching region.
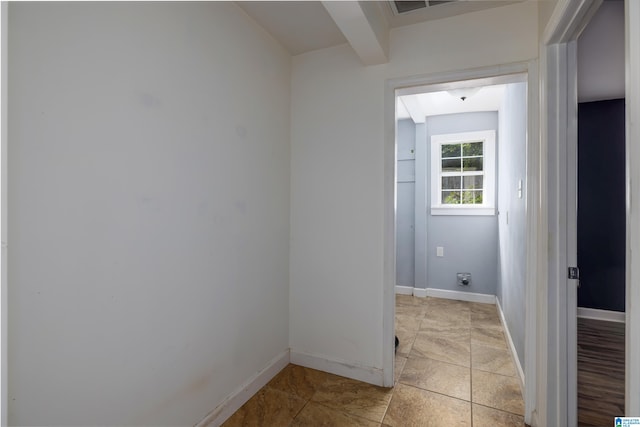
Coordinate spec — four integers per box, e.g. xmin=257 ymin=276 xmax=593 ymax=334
xmin=568 ymin=267 xmax=580 ymax=280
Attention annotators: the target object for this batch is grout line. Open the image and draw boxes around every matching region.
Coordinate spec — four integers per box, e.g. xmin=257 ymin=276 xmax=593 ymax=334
xmin=472 ymin=402 xmax=526 ymax=418
xmin=290 ymin=399 xmax=311 ymax=422
xmin=398 ymin=382 xmax=472 ymax=404
xmin=311 ymin=399 xmax=388 ymax=425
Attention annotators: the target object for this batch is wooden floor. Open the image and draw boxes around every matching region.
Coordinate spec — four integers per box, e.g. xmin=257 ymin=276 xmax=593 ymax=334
xmin=578 ymin=317 xmax=625 ymax=427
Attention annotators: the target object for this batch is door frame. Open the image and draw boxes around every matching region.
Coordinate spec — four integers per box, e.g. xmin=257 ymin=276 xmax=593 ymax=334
xmin=539 ymin=1 xmax=602 ymax=425
xmin=539 ymin=0 xmax=640 ymax=424
xmin=624 ymin=0 xmax=640 ymax=416
xmin=383 ymin=60 xmax=539 ymax=423
xmin=1 ymin=2 xmax=8 ymax=425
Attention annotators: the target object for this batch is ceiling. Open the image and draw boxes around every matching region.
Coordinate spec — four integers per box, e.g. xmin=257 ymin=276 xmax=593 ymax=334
xmin=397 ymin=85 xmax=506 ymax=123
xmin=237 ymin=1 xmax=521 ymax=56
xmin=237 ymin=2 xmax=347 ymax=55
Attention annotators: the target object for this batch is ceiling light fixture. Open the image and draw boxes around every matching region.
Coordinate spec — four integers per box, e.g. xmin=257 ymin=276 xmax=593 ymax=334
xmin=447 ymin=87 xmax=481 ymax=101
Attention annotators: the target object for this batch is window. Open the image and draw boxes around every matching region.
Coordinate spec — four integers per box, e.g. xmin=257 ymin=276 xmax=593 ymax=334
xmin=430 ymin=130 xmax=496 ymax=215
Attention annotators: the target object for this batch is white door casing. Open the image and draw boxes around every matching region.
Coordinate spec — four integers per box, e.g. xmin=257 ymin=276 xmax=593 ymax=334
xmin=625 ymin=0 xmax=640 ymax=415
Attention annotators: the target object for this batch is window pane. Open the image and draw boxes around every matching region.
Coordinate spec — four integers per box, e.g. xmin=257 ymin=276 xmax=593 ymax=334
xmin=442 ymin=158 xmax=461 ymax=172
xmin=442 ymin=176 xmax=461 ymax=190
xmin=461 ymin=190 xmax=483 ymax=204
xmin=441 ymin=144 xmax=461 ymax=158
xmin=463 ymin=175 xmax=483 ymax=189
xmin=462 ymin=142 xmax=483 ymax=156
xmin=442 ymin=191 xmax=461 ymax=204
xmin=474 ymin=190 xmax=483 ymax=204
xmin=463 ymin=157 xmax=483 ymax=171
xmin=462 ymin=191 xmax=473 ymax=204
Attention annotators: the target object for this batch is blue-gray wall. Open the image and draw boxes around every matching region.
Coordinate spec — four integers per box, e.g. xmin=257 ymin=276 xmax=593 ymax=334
xmin=496 ymin=82 xmax=527 ymax=368
xmin=414 ymin=123 xmax=427 ymax=289
xmin=396 ymin=119 xmax=416 ymax=287
xmin=420 ymin=112 xmax=499 ymax=294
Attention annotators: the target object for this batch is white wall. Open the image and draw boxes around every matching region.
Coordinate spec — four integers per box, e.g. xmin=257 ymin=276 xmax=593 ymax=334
xmin=577 ymin=0 xmax=625 ymax=102
xmin=290 ymin=2 xmax=538 ymax=382
xmin=497 ymin=82 xmax=528 ymax=368
xmin=7 ymin=3 xmax=291 ymax=425
xmin=539 ymin=0 xmax=559 ymax=37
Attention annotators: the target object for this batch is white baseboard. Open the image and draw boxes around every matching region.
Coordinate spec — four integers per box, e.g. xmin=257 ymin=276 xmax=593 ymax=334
xmin=577 ymin=307 xmax=626 ymax=323
xmin=413 ymin=287 xmax=428 ymax=298
xmin=425 ymin=288 xmax=496 ymax=304
xmin=395 ymin=286 xmax=495 ymax=303
xmin=530 ymin=410 xmax=539 ymax=427
xmin=290 ymin=350 xmax=384 ymax=387
xmin=496 ymin=298 xmax=525 ymax=392
xmin=394 ymin=285 xmax=414 ymax=295
xmin=195 ymin=349 xmax=290 ymax=427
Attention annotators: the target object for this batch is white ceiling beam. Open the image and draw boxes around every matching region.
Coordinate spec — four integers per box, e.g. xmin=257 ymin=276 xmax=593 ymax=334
xmin=399 ymin=95 xmax=425 ymax=124
xmin=322 ymin=1 xmax=389 ymax=65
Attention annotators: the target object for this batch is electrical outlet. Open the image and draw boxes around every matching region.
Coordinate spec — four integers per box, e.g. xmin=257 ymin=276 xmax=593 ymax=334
xmin=436 ymin=246 xmax=444 ymax=257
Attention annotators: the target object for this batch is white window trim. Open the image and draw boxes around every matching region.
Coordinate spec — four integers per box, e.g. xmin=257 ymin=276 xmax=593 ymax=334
xmin=430 ymin=130 xmax=496 ymax=216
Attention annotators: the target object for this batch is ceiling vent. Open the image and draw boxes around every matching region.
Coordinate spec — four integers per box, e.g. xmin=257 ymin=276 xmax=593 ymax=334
xmin=390 ymin=0 xmax=456 ymax=15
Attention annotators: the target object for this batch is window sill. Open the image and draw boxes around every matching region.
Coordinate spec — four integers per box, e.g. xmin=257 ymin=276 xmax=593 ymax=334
xmin=430 ymin=206 xmax=496 ymax=216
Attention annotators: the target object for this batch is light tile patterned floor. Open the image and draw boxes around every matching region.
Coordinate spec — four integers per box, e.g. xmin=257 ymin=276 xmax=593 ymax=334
xmin=220 ymin=295 xmax=525 ymax=426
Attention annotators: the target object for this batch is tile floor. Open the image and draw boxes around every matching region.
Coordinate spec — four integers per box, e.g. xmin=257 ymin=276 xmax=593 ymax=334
xmin=221 ymin=295 xmax=525 ymax=426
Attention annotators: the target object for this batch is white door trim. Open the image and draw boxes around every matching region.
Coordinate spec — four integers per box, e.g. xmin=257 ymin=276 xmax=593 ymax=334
xmin=1 ymin=2 xmax=8 ymax=425
xmin=625 ymin=0 xmax=640 ymax=415
xmin=539 ymin=1 xmax=602 ymax=426
xmin=384 ymin=61 xmax=539 ymax=422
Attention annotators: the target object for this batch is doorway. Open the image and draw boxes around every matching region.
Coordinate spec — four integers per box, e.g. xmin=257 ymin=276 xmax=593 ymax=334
xmin=383 ymin=61 xmax=539 ymax=424
xmin=575 ymin=1 xmax=626 ymax=424
xmin=541 ymin=0 xmax=640 ymax=423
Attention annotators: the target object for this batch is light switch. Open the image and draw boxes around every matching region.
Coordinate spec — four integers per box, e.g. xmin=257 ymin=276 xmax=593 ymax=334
xmin=436 ymin=246 xmax=444 ymax=257
xmin=518 ymin=179 xmax=523 ymax=199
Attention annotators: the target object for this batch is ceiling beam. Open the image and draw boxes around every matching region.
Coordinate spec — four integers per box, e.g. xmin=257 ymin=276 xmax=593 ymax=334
xmin=322 ymin=1 xmax=389 ymax=65
xmin=398 ymin=95 xmax=425 ymax=124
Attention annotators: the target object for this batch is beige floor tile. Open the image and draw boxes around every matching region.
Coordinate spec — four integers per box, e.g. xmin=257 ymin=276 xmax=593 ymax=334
xmin=394 ymin=356 xmax=407 ymax=384
xmin=399 ymin=356 xmax=471 ymax=401
xmin=472 ymin=343 xmax=518 ymax=377
xmin=311 ymin=375 xmax=393 ymax=423
xmin=424 ymin=304 xmax=470 ymax=322
xmin=395 ymin=328 xmax=417 ymax=358
xmin=469 ymin=302 xmax=499 ymax=314
xmin=396 ymin=294 xmax=421 ymax=306
xmin=419 ymin=317 xmax=471 ymax=339
xmin=395 ymin=303 xmax=427 ymax=317
xmin=410 ymin=331 xmax=471 ymax=367
xmin=472 ymin=370 xmax=524 ymax=416
xmin=221 ymin=387 xmax=306 ymax=427
xmin=471 ymin=310 xmax=503 ymax=330
xmin=292 ymin=402 xmax=379 ymax=427
xmin=472 ymin=404 xmax=526 ymax=426
xmin=382 ymin=383 xmax=471 ymax=427
xmin=266 ymin=364 xmax=335 ymax=401
xmin=471 ymin=326 xmax=508 ymax=349
xmin=395 ymin=295 xmax=429 ymax=317
xmin=426 ymin=297 xmax=470 ymax=309
xmin=396 ymin=314 xmax=422 ymax=333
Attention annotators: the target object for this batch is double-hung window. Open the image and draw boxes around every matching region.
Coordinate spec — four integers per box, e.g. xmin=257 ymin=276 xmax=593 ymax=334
xmin=430 ymin=130 xmax=496 ymax=215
